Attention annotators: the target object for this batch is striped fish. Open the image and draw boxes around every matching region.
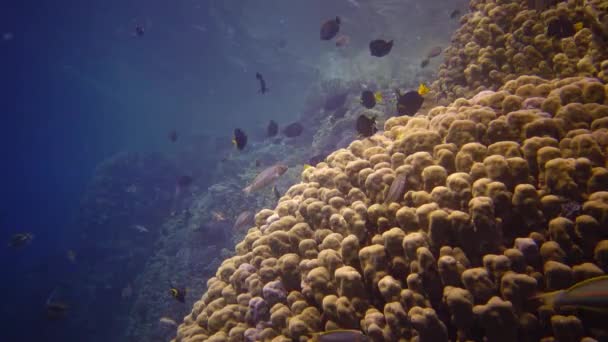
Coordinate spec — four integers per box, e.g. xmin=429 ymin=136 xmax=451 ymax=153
xmin=535 ymin=275 xmax=608 ymax=310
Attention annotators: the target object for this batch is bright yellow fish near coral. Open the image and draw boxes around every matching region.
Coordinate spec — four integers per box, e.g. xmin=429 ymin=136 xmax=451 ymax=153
xmin=418 ymin=83 xmax=430 ymax=96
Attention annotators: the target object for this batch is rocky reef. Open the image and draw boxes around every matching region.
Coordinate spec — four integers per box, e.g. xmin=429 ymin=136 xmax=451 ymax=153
xmin=174 ymin=0 xmax=608 ymax=341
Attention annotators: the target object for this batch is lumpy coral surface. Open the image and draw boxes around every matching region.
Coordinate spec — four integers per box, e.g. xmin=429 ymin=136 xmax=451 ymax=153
xmin=175 ymin=1 xmax=608 ymax=341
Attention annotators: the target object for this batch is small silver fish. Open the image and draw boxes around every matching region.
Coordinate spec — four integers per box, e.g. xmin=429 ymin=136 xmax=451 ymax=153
xmin=384 ymin=173 xmax=406 ymax=204
xmin=535 ymin=275 xmax=608 ymax=310
xmin=159 ymin=316 xmax=177 ymax=327
xmin=133 ymin=224 xmax=149 ymax=233
xmin=314 ymin=330 xmax=370 ymax=342
xmin=243 ymin=164 xmax=288 ymax=194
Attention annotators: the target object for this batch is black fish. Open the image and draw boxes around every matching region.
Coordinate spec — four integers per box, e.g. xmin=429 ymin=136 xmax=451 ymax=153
xmin=547 ymin=16 xmax=575 ymax=39
xmin=7 ymin=232 xmax=33 ymax=248
xmin=135 ymin=25 xmax=145 ymax=37
xmin=169 ymin=282 xmax=186 ymax=303
xmin=449 ymin=9 xmax=462 ymax=19
xmin=360 ymin=90 xmax=376 ymax=109
xmin=267 ymin=120 xmax=278 ymax=137
xmin=396 ymin=90 xmax=424 ymax=116
xmin=255 ymin=72 xmax=268 ymax=94
xmin=282 ymin=122 xmax=303 ymax=137
xmin=233 ymin=128 xmax=248 ymax=150
xmin=420 ymin=58 xmax=430 ymax=68
xmin=308 ymin=153 xmax=328 ymax=166
xmin=324 ymin=92 xmax=348 ymax=111
xmin=369 ymin=39 xmax=393 ymax=57
xmin=177 ymin=175 xmax=193 ymax=188
xmin=320 ymin=17 xmax=341 ymax=40
xmin=356 ymin=115 xmax=377 ymax=137
xmin=168 ymin=130 xmax=178 ymax=142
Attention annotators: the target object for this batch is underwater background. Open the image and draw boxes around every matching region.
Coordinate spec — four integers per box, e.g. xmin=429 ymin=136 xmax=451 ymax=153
xmin=6 ymin=0 xmax=608 ymax=341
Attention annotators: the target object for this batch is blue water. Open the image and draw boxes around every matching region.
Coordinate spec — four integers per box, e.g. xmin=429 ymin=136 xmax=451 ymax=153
xmin=2 ymin=0 xmax=463 ymax=340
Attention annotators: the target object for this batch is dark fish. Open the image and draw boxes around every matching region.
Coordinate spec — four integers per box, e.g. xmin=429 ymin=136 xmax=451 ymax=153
xmin=272 ymin=185 xmax=281 ymax=200
xmin=396 ymin=90 xmax=424 ymax=116
xmin=45 ymin=288 xmax=69 ymax=320
xmin=534 ymin=275 xmax=608 ymax=310
xmin=7 ymin=232 xmax=33 ymax=248
xmin=384 ymin=174 xmax=407 ymax=204
xmin=282 ymin=122 xmax=303 ymax=137
xmin=267 ymin=120 xmax=278 ymax=137
xmin=135 ymin=25 xmax=145 ymax=37
xmin=243 ymin=164 xmax=289 ymax=194
xmin=168 ymin=130 xmax=178 ymax=142
xmin=420 ymin=58 xmax=430 ymax=68
xmin=177 ymin=175 xmax=193 ymax=188
xmin=320 ymin=17 xmax=341 ymax=40
xmin=255 ymin=72 xmax=268 ymax=94
xmin=427 ymin=46 xmax=442 ymax=58
xmin=360 ymin=90 xmax=376 ymax=109
xmin=169 ymin=282 xmax=186 ymax=303
xmin=449 ymin=9 xmax=462 ymax=19
xmin=315 ymin=329 xmax=370 ymax=342
xmin=46 ymin=302 xmax=69 ymax=320
xmin=233 ymin=128 xmax=248 ymax=150
xmin=308 ymin=153 xmax=327 ymax=166
xmin=335 ymin=34 xmax=350 ymax=47
xmin=356 ymin=115 xmax=377 ymax=137
xmin=324 ymin=92 xmax=348 ymax=111
xmin=547 ymin=16 xmax=575 ymax=39
xmin=369 ymin=39 xmax=393 ymax=57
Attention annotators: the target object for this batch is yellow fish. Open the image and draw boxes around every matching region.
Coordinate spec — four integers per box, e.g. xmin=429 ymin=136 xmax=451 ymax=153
xmin=374 ymin=91 xmax=383 ymax=103
xmin=418 ymin=83 xmax=430 ymax=96
xmin=574 ymin=22 xmax=584 ymax=31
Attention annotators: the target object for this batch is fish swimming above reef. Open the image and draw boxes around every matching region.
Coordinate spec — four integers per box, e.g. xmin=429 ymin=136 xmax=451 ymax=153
xmin=255 ymin=72 xmax=268 ymax=94
xmin=233 ymin=211 xmax=254 ymax=232
xmin=360 ymin=90 xmax=383 ymax=109
xmin=313 ymin=329 xmax=370 ymax=341
xmin=320 ymin=17 xmax=341 ymax=40
xmin=134 ymin=25 xmax=145 ymax=37
xmin=233 ymin=128 xmax=248 ymax=150
xmin=169 ymin=282 xmax=186 ymax=303
xmin=534 ymin=275 xmax=608 ymax=311
xmin=243 ymin=164 xmax=288 ymax=194
xmin=267 ymin=120 xmax=278 ymax=137
xmin=420 ymin=58 xmax=430 ymax=68
xmin=547 ymin=16 xmax=575 ymax=39
xmin=159 ymin=317 xmax=178 ymax=327
xmin=427 ymin=46 xmax=442 ymax=58
xmin=282 ymin=122 xmax=303 ymax=137
xmin=449 ymin=9 xmax=462 ymax=19
xmin=335 ymin=34 xmax=350 ymax=47
xmin=356 ymin=115 xmax=377 ymax=137
xmin=308 ymin=153 xmax=328 ymax=166
xmin=7 ymin=232 xmax=33 ymax=248
xmin=133 ymin=224 xmax=149 ymax=233
xmin=395 ymin=83 xmax=428 ymax=116
xmin=168 ymin=130 xmax=178 ymax=142
xmin=369 ymin=39 xmax=393 ymax=57
xmin=45 ymin=288 xmax=69 ymax=320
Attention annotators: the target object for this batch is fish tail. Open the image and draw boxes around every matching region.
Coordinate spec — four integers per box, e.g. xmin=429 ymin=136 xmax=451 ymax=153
xmin=531 ymin=290 xmax=564 ymax=307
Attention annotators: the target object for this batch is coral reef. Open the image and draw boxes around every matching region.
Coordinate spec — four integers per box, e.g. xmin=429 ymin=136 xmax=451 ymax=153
xmin=433 ymin=0 xmax=608 ymax=102
xmin=175 ymin=71 xmax=608 ymax=341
